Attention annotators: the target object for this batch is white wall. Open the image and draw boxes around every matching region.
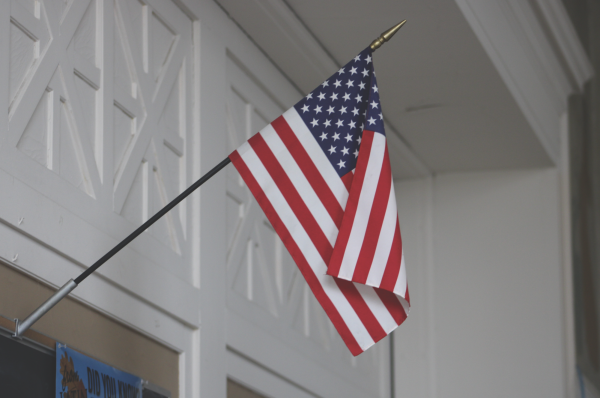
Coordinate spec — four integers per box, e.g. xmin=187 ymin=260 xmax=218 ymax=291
xmin=0 ymin=1 xmax=393 ymax=397
xmin=394 ymin=168 xmax=566 ymax=397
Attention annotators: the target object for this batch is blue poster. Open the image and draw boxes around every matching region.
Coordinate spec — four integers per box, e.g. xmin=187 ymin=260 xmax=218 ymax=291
xmin=56 ymin=343 xmax=143 ymax=398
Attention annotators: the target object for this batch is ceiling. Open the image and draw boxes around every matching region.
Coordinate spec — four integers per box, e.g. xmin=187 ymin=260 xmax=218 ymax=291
xmin=215 ymin=0 xmax=554 ymax=178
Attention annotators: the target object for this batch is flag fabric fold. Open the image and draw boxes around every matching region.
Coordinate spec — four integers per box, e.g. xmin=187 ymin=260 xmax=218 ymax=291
xmin=229 ymin=46 xmax=409 ymax=356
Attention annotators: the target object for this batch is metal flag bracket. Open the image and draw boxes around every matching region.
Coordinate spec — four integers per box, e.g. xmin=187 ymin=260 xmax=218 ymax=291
xmin=13 ymin=279 xmax=77 ymax=338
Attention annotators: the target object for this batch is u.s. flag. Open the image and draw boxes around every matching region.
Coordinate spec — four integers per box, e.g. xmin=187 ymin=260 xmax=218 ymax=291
xmin=229 ymin=46 xmax=409 ymax=356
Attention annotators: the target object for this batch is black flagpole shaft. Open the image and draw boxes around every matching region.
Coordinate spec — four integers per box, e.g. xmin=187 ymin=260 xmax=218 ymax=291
xmin=14 ymin=157 xmax=230 ymax=338
xmin=74 ymin=157 xmax=231 ymax=284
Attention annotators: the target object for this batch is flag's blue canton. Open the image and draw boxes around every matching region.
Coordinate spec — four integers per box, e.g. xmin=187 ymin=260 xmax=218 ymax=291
xmin=293 ymin=47 xmax=385 ymax=177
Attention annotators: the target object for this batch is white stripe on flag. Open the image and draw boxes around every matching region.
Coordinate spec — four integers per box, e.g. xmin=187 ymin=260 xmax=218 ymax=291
xmin=338 ymin=133 xmax=387 ymax=280
xmin=240 ymin=146 xmax=375 ymax=351
xmin=394 ymin=253 xmax=407 ymax=298
xmin=366 ymin=178 xmax=398 ymax=287
xmin=400 ymin=296 xmax=410 ymax=314
xmin=259 ymin=125 xmax=339 ymax=247
xmin=283 ymin=108 xmax=349 ymax=208
xmin=354 ymin=283 xmax=399 ymax=334
xmin=236 ymin=141 xmax=254 ymax=158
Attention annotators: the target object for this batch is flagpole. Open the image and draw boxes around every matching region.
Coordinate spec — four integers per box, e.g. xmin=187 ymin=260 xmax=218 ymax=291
xmin=13 ymin=158 xmax=231 ymax=338
xmin=74 ymin=157 xmax=231 ymax=285
xmin=12 ymin=20 xmax=406 ymax=339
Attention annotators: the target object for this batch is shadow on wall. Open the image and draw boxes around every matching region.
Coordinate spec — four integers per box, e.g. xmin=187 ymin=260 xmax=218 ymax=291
xmin=563 ymin=0 xmax=600 ymax=396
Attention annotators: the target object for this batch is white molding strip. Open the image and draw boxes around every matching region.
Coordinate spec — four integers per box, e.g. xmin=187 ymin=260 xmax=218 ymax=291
xmin=454 ymin=0 xmax=593 ymax=164
xmin=559 ymin=111 xmax=578 ymax=398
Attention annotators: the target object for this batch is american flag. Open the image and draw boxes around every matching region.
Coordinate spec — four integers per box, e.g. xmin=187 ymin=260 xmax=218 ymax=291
xmin=229 ymin=47 xmax=409 ymax=356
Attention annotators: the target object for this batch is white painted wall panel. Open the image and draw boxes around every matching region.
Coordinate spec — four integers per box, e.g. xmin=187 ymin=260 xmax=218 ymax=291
xmin=0 ymin=0 xmax=201 ymax=395
xmin=0 ymin=0 xmax=397 ymax=396
xmin=433 ymin=169 xmax=564 ymax=397
xmin=0 ymin=0 xmax=198 ymax=308
xmin=394 ymin=169 xmax=565 ymax=397
xmin=394 ymin=177 xmax=435 ymax=398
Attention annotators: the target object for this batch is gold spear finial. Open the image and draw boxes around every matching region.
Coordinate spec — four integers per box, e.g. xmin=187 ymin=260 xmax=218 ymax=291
xmin=370 ymin=20 xmax=407 ymax=52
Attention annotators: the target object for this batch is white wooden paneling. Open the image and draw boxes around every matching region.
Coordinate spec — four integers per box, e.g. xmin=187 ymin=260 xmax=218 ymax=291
xmin=0 ymin=0 xmax=398 ymax=396
xmin=0 ymin=0 xmax=200 ymax=396
xmin=1 ymin=0 xmax=197 ymax=301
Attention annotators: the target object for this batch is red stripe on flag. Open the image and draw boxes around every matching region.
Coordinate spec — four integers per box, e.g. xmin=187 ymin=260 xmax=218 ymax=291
xmin=271 ymin=116 xmax=345 ymax=228
xmin=229 ymin=150 xmax=364 ymax=356
xmin=249 ymin=133 xmax=333 ymax=263
xmin=327 ymin=131 xmax=375 ymax=276
xmin=374 ymin=288 xmax=407 ymax=326
xmin=405 ymin=286 xmax=410 ymax=304
xmin=341 ymin=172 xmax=354 ymax=192
xmin=351 ymin=148 xmax=392 ymax=284
xmin=378 ymin=219 xmax=403 ymax=292
xmin=334 ymin=278 xmax=387 ymax=342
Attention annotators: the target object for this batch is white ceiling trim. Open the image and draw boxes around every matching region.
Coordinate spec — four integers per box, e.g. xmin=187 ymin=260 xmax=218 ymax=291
xmin=215 ymin=0 xmax=336 ymax=90
xmin=252 ymin=0 xmax=338 ymax=79
xmin=215 ymin=0 xmax=432 ymax=179
xmin=454 ymin=0 xmax=593 ymax=164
